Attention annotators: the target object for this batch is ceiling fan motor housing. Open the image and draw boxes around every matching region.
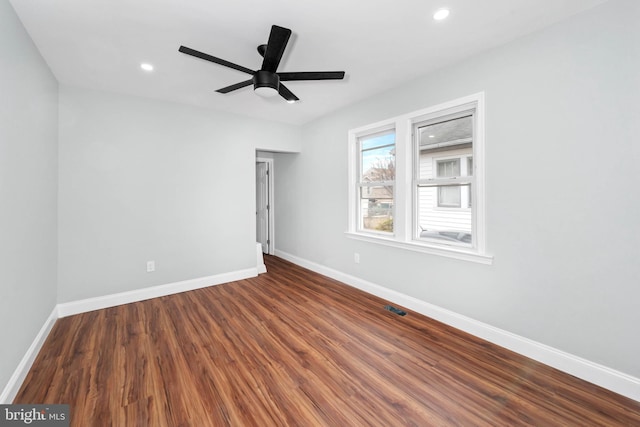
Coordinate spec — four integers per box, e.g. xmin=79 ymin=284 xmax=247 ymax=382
xmin=254 ymin=70 xmax=279 ymax=92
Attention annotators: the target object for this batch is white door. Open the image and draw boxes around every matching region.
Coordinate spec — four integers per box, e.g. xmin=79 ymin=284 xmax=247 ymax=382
xmin=256 ymin=161 xmax=270 ymax=254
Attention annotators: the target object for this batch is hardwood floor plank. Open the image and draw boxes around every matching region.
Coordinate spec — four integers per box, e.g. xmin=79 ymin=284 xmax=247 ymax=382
xmin=14 ymin=255 xmax=640 ymax=426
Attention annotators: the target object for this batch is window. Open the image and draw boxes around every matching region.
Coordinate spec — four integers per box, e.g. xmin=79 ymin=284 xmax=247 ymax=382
xmin=416 ymin=113 xmax=474 ymax=247
xmin=347 ymin=93 xmax=490 ymax=264
xmin=357 ymin=130 xmax=395 ymax=233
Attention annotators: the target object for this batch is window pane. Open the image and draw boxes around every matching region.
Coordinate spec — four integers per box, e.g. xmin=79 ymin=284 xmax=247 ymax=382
xmin=418 ymin=115 xmax=472 ymax=180
xmin=358 ymin=130 xmax=395 ymax=234
xmin=418 ymin=115 xmax=472 ymax=148
xmin=359 ymin=186 xmax=393 ymax=232
xmin=360 ymin=131 xmax=395 ymax=151
xmin=415 ymin=113 xmax=473 ymax=246
xmin=360 ymin=132 xmax=395 ymax=182
xmin=417 ymin=184 xmax=472 ymax=245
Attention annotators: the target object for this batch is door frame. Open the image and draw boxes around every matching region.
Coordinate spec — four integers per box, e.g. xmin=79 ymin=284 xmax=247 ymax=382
xmin=256 ymin=157 xmax=275 ymax=255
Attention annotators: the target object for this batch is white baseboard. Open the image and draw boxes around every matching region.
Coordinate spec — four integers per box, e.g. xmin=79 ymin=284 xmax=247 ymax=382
xmin=58 ymin=268 xmax=258 ymax=318
xmin=275 ymin=249 xmax=640 ymax=402
xmin=0 ymin=306 xmax=59 ymax=404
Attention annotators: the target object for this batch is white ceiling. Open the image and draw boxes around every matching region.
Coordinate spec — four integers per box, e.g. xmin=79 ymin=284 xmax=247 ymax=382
xmin=10 ymin=0 xmax=609 ymax=125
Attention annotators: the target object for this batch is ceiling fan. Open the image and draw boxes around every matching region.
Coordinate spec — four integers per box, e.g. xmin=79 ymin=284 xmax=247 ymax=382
xmin=179 ymin=25 xmax=345 ymax=103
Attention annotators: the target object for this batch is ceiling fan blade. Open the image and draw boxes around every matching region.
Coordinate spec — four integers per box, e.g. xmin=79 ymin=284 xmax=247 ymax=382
xmin=179 ymin=46 xmax=254 ymax=75
xmin=278 ymin=83 xmax=299 ymax=102
xmin=261 ymin=25 xmax=292 ymax=73
xmin=278 ymin=71 xmax=345 ymax=81
xmin=216 ymin=79 xmax=254 ymax=94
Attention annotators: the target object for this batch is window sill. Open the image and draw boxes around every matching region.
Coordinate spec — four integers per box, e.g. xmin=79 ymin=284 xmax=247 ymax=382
xmin=345 ymin=232 xmax=493 ymax=265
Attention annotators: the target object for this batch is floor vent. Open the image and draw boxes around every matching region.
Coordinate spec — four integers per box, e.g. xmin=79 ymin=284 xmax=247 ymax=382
xmin=384 ymin=305 xmax=407 ymax=316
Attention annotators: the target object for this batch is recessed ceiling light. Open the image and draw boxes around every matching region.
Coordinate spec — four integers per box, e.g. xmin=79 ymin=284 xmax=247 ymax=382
xmin=287 ymin=99 xmax=297 ymax=104
xmin=140 ymin=63 xmax=154 ymax=72
xmin=429 ymin=135 xmax=435 ymax=138
xmin=433 ymin=8 xmax=450 ymax=21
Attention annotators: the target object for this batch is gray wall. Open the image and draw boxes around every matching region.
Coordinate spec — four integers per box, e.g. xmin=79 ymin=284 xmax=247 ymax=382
xmin=275 ymin=0 xmax=640 ymax=377
xmin=0 ymin=0 xmax=58 ymax=390
xmin=58 ymin=86 xmax=300 ymax=302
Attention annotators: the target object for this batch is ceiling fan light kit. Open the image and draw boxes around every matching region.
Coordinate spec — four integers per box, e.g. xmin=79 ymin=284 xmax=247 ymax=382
xmin=253 ymin=70 xmax=280 ymax=97
xmin=179 ymin=25 xmax=345 ymax=103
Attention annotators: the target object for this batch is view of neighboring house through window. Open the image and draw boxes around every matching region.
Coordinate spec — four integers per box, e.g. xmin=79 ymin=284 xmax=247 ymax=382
xmin=358 ymin=130 xmax=395 ymax=233
xmin=415 ymin=113 xmax=474 ymax=246
xmin=437 ymin=158 xmax=462 ymax=207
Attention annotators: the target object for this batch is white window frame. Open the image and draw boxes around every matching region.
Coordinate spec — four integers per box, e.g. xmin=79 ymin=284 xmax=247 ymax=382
xmin=347 ymin=93 xmax=491 ymax=265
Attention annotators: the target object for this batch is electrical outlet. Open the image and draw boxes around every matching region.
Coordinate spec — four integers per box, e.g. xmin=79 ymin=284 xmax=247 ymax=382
xmin=354 ymin=253 xmax=360 ymax=264
xmin=146 ymin=261 xmax=155 ymax=272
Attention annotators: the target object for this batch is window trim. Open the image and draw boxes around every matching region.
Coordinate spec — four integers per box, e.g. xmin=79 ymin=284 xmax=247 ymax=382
xmin=347 ymin=92 xmax=491 ymax=264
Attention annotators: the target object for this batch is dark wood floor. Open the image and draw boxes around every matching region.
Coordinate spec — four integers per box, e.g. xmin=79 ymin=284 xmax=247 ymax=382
xmin=15 ymin=256 xmax=640 ymax=426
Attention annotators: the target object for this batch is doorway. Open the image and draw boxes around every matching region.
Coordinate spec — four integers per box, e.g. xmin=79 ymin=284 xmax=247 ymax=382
xmin=256 ymin=157 xmax=274 ymax=255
